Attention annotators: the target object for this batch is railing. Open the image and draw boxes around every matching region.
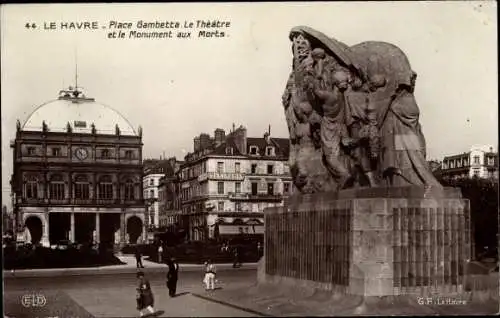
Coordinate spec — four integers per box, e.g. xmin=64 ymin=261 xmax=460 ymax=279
xmin=228 ymin=192 xmax=249 ymax=200
xmin=227 ymin=192 xmax=283 ymax=201
xmin=198 ymin=172 xmax=244 ymax=182
xmin=19 ymin=198 xmax=143 ymax=206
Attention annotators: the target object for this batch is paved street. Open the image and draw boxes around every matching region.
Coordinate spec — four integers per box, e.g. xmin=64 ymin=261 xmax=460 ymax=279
xmin=4 ymin=269 xmax=260 ymax=317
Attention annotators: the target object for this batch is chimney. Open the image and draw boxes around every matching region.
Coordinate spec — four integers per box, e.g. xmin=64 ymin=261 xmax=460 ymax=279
xmin=199 ymin=133 xmax=212 ymax=150
xmin=233 ymin=126 xmax=247 ymax=155
xmin=264 ymin=131 xmax=271 ymax=143
xmin=193 ymin=137 xmax=201 ymax=152
xmin=214 ymin=128 xmax=226 ymax=146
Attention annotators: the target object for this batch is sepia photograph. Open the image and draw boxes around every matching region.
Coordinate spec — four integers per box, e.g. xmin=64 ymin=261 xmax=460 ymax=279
xmin=1 ymin=2 xmax=498 ymax=317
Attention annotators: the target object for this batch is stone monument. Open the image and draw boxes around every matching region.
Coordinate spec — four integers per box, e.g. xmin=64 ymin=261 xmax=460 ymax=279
xmin=259 ymin=26 xmax=471 ymax=298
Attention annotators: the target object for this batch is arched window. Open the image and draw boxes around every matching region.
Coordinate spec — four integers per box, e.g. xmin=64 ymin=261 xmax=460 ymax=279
xmin=25 ymin=175 xmax=38 ymax=199
xmin=98 ymin=175 xmax=113 ymax=199
xmin=124 ymin=179 xmax=135 ymax=200
xmin=74 ymin=175 xmax=90 ymax=199
xmin=49 ymin=174 xmax=65 ymax=200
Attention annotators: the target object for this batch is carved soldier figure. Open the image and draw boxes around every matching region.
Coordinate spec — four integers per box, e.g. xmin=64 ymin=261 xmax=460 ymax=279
xmin=306 ymin=48 xmax=352 ymax=188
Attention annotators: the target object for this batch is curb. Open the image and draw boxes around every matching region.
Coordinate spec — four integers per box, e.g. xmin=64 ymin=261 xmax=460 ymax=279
xmin=191 ymin=292 xmax=273 ymax=317
xmin=3 ymin=263 xmax=258 ymax=278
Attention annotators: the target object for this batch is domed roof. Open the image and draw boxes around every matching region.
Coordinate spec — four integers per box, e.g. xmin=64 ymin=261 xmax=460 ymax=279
xmin=22 ymin=88 xmax=137 ymax=136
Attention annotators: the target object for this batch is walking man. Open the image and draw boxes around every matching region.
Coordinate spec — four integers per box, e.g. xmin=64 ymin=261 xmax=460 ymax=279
xmin=166 ymin=257 xmax=179 ymax=297
xmin=135 ymin=246 xmax=144 ymax=268
xmin=136 ymin=271 xmax=155 ymax=317
xmin=232 ymin=247 xmax=242 ymax=268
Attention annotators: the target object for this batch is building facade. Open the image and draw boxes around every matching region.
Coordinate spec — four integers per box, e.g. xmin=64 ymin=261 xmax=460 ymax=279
xmin=10 ymin=87 xmax=146 ymax=248
xmin=179 ymin=126 xmax=292 ymax=241
xmin=441 ymin=145 xmax=498 ymax=180
xmin=157 ymin=157 xmax=183 ymax=230
xmin=143 ymin=159 xmax=166 ymax=229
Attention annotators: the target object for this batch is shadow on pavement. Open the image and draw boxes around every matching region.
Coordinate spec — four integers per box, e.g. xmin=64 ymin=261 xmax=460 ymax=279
xmin=148 ymin=310 xmax=165 ymax=317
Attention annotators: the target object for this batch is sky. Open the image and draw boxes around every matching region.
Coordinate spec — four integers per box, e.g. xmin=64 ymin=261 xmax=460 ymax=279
xmin=1 ymin=2 xmax=497 ymax=209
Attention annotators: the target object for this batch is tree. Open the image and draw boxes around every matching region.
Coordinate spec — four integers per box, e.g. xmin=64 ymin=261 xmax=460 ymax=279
xmin=438 ymin=176 xmax=498 ymax=259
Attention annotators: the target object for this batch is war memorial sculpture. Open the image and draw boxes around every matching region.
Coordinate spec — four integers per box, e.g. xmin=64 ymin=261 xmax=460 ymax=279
xmin=259 ymin=26 xmax=471 ymax=299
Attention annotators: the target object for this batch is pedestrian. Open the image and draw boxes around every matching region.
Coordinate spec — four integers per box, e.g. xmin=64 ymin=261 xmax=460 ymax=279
xmin=136 ymin=271 xmax=155 ymax=317
xmin=232 ymin=247 xmax=241 ymax=268
xmin=257 ymin=242 xmax=263 ymax=258
xmin=203 ymin=259 xmax=216 ymax=291
xmin=158 ymin=244 xmax=163 ymax=263
xmin=166 ymin=257 xmax=179 ymax=297
xmin=135 ymin=245 xmax=144 ymax=268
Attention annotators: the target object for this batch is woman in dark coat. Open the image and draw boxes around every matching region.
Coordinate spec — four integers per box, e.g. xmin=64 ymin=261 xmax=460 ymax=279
xmin=166 ymin=257 xmax=179 ymax=297
xmin=136 ymin=271 xmax=155 ymax=317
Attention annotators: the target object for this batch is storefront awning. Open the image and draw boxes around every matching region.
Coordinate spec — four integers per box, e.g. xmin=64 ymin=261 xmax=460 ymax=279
xmin=217 ymin=224 xmax=264 ymax=235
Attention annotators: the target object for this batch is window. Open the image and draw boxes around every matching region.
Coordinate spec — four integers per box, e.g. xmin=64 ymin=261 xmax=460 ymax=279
xmin=101 ymin=149 xmax=110 ymax=159
xmin=488 ymin=157 xmax=495 ymax=166
xmin=251 ymin=182 xmax=258 ymax=195
xmin=25 ymin=176 xmax=38 ymax=199
xmin=150 ymin=189 xmax=155 ymax=199
xmin=267 ymin=183 xmax=274 ymax=195
xmin=125 ymin=150 xmax=133 ymax=159
xmin=27 ymin=147 xmax=36 ymax=156
xmin=52 ymin=147 xmax=61 ymax=157
xmin=235 ymin=202 xmax=242 ymax=212
xmin=202 ymin=162 xmax=207 ymax=173
xmin=450 ymin=161 xmax=454 ymax=168
xmin=473 ymin=169 xmax=480 ymax=177
xmin=474 ymin=155 xmax=480 ymax=164
xmin=266 ymin=147 xmax=275 ymax=156
xmin=284 ymin=164 xmax=290 ymax=175
xmin=251 ymin=164 xmax=257 ymax=174
xmin=125 ymin=180 xmax=135 ymax=200
xmin=74 ymin=175 xmax=90 ymax=199
xmin=217 ymin=182 xmax=224 ymax=194
xmin=284 ymin=182 xmax=290 ymax=194
xmin=217 ymin=162 xmax=224 ymax=173
xmin=49 ymin=174 xmax=65 ymax=200
xmin=456 ymin=160 xmax=461 ymax=168
xmin=267 ymin=164 xmax=274 ymax=174
xmin=235 ymin=162 xmax=241 ymax=173
xmin=226 ymin=147 xmax=233 ymax=155
xmin=98 ymin=176 xmax=113 ymax=199
xmin=250 ymin=146 xmax=258 ymax=155
xmin=218 ymin=201 xmax=224 ymax=211
xmin=150 ymin=179 xmax=154 ymax=186
xmin=235 ymin=182 xmax=241 ymax=193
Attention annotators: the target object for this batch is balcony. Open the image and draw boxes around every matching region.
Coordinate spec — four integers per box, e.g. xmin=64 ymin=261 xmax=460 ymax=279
xmin=228 ymin=192 xmax=283 ymax=202
xmin=198 ymin=172 xmax=244 ymax=182
xmin=19 ymin=197 xmax=143 ymax=206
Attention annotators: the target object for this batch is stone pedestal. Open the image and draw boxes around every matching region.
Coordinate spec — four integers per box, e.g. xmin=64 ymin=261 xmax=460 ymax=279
xmin=259 ymin=186 xmax=471 ymax=297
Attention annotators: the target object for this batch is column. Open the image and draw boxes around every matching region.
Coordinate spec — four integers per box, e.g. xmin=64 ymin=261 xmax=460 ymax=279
xmin=41 ymin=213 xmax=50 ymax=247
xmin=70 ymin=213 xmax=75 ymax=242
xmin=95 ymin=213 xmax=100 ymax=244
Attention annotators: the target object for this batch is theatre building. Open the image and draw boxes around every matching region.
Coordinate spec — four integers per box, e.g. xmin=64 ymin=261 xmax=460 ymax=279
xmin=10 ymin=87 xmax=146 ymax=249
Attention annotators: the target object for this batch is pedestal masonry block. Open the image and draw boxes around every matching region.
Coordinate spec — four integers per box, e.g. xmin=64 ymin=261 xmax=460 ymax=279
xmin=259 ymin=186 xmax=471 ymax=297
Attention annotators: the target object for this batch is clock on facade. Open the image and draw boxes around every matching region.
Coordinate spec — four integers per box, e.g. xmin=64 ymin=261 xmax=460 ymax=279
xmin=75 ymin=147 xmax=88 ymax=160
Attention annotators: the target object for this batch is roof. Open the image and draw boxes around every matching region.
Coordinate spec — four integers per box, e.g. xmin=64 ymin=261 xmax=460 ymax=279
xmin=247 ymin=137 xmax=290 ymax=158
xmin=22 ymin=89 xmax=137 ymax=136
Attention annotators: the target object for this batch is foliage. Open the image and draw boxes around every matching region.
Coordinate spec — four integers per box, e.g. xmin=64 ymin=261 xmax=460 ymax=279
xmin=438 ymin=176 xmax=499 ymax=258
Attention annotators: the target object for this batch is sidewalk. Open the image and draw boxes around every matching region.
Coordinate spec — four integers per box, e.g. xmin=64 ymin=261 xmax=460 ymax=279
xmin=194 ymin=282 xmax=499 ymax=317
xmin=3 ymin=255 xmax=257 ymax=278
